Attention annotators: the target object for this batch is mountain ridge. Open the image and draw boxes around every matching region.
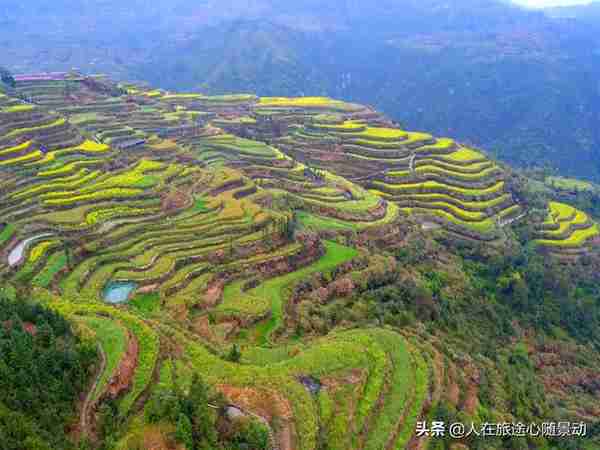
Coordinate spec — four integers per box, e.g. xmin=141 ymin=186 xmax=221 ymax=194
xmin=4 ymin=0 xmax=600 ymax=182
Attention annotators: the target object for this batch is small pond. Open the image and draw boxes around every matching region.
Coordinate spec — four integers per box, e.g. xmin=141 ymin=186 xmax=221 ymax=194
xmin=103 ymin=281 xmax=137 ymax=304
xmin=299 ymin=375 xmax=322 ymax=395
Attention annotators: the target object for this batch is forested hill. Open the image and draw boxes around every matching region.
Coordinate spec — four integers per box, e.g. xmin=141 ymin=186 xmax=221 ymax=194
xmin=3 ymin=0 xmax=600 ymax=182
xmin=0 ymin=291 xmax=96 ymax=450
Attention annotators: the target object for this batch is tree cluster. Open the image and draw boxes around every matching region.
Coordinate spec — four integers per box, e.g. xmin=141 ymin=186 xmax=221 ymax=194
xmin=0 ymin=291 xmax=97 ymax=450
xmin=143 ymin=372 xmax=270 ymax=450
xmin=0 ymin=66 xmax=15 ymax=88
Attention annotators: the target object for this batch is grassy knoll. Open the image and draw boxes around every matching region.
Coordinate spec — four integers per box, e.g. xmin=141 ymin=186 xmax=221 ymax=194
xmin=31 ymin=251 xmax=67 ymax=288
xmin=69 ymin=112 xmax=100 ymax=125
xmin=217 ymin=279 xmax=272 ymax=319
xmin=239 ymin=343 xmax=306 ymax=366
xmin=242 ymin=241 xmax=358 ymax=345
xmin=545 ymin=201 xmax=576 ymax=222
xmin=130 ymin=292 xmax=161 ymax=315
xmin=55 ymin=303 xmax=160 ymax=416
xmin=80 ymin=315 xmax=128 ymax=402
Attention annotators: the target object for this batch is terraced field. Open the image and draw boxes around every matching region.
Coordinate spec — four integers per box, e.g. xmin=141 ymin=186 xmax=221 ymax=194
xmin=535 ymin=201 xmax=600 ymax=256
xmin=1 ymin=74 xmax=597 ymax=449
xmin=274 ymin=118 xmax=523 ymax=241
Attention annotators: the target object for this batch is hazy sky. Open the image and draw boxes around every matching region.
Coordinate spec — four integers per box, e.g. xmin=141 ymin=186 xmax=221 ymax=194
xmin=512 ymin=0 xmax=593 ymax=7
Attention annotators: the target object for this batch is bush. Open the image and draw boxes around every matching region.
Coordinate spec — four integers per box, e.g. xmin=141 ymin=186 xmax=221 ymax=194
xmin=227 ymin=418 xmax=271 ymax=450
xmin=176 ymin=413 xmax=194 ymax=450
xmin=0 ymin=291 xmax=96 ymax=449
xmin=226 ymin=344 xmax=242 ymax=363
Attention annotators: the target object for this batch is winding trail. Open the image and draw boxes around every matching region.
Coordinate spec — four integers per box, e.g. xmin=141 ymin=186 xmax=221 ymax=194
xmin=498 ymin=212 xmax=526 ymax=228
xmin=409 ymin=153 xmax=416 ymax=173
xmin=80 ymin=343 xmax=106 ymax=436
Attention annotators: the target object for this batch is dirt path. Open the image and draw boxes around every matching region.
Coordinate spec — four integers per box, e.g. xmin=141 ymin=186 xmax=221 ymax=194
xmin=80 ymin=343 xmax=106 ymax=436
xmin=409 ymin=153 xmax=416 ymax=173
xmin=499 ymin=212 xmax=526 ymax=228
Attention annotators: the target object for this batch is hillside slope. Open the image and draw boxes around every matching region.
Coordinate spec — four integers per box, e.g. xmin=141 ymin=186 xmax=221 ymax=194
xmin=0 ymin=74 xmax=599 ymax=449
xmin=3 ymin=1 xmax=600 ymax=182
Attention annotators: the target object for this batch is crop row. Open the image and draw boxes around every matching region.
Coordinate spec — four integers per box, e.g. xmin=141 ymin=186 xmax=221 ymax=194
xmin=535 ymin=202 xmax=599 ymax=249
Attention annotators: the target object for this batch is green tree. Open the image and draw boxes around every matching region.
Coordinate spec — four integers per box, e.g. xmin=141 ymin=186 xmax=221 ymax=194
xmin=0 ymin=67 xmax=15 ymax=88
xmin=23 ymin=436 xmax=52 ymax=450
xmin=226 ymin=344 xmax=242 ymax=363
xmin=186 ymin=374 xmax=218 ymax=449
xmin=0 ymin=293 xmax=96 ymax=449
xmin=176 ymin=413 xmax=194 ymax=450
xmin=230 ymin=419 xmax=271 ymax=449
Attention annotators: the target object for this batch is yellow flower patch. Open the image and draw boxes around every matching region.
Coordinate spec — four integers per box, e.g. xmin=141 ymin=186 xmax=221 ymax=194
xmin=78 ymin=140 xmax=110 ymax=153
xmin=29 ymin=240 xmax=58 ymax=263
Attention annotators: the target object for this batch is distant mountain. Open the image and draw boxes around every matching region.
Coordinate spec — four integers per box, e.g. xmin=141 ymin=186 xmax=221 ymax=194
xmin=545 ymin=0 xmax=600 ymax=20
xmin=3 ymin=0 xmax=600 ymax=181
